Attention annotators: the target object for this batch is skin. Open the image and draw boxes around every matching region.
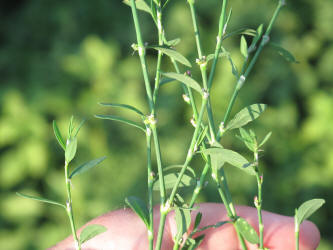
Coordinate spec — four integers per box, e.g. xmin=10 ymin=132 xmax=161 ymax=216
xmin=49 ymin=203 xmax=320 ymax=250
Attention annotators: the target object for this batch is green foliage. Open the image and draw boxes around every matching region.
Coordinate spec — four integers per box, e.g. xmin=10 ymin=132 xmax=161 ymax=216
xmin=295 ymin=199 xmax=325 ymax=228
xmin=125 ymin=196 xmax=150 ymax=227
xmin=79 ymin=224 xmax=107 ymax=245
xmin=235 ymin=217 xmax=259 ymax=244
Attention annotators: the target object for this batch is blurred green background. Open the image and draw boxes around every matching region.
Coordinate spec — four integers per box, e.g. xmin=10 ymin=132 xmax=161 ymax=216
xmin=1 ymin=0 xmax=332 ymax=249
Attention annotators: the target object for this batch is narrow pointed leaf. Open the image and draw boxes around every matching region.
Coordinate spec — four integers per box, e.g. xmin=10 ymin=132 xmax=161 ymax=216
xmin=296 ymin=199 xmax=325 ymax=225
xmin=162 ymin=72 xmax=202 ymax=94
xmin=235 ymin=217 xmax=259 ymax=244
xmin=270 ymin=43 xmax=299 ymax=63
xmin=16 ymin=192 xmax=66 ymax=209
xmin=238 ymin=128 xmax=256 ymax=152
xmin=226 ymin=104 xmax=267 ymax=130
xmin=149 ymin=46 xmax=191 ymax=67
xmin=95 ymin=115 xmax=145 ymax=132
xmin=53 ymin=120 xmax=66 ymax=151
xmin=99 ymin=103 xmax=144 ymax=116
xmin=259 ymin=131 xmax=272 ymax=148
xmin=195 ymin=221 xmax=229 ymax=234
xmin=240 ymin=35 xmax=248 ymax=58
xmin=175 ymin=207 xmax=192 ymax=239
xmin=223 ymin=28 xmax=256 ymax=40
xmin=125 ymin=196 xmax=149 ymax=227
xmin=221 ymin=47 xmax=238 ymax=77
xmin=250 ymin=24 xmax=264 ymax=50
xmin=223 ymin=8 xmax=232 ymax=33
xmin=74 ymin=119 xmax=86 ymax=137
xmin=79 ymin=224 xmax=107 ymax=245
xmin=123 ymin=0 xmax=151 ymax=14
xmin=65 ymin=137 xmax=77 ymax=164
xmin=206 ymin=52 xmax=229 ymax=63
xmin=70 ymin=156 xmax=106 ymax=179
xmin=193 ymin=212 xmax=203 ymax=231
xmin=203 ymin=148 xmax=256 ymax=175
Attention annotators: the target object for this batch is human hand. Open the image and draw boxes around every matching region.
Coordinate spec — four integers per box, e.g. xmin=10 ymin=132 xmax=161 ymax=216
xmin=50 ymin=203 xmax=320 ymax=250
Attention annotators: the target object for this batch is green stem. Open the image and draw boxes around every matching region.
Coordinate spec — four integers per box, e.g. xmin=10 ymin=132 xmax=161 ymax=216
xmin=146 ymin=131 xmax=154 ymax=250
xmin=254 ymin=151 xmax=264 ymax=249
xmin=130 ymin=2 xmax=167 ymax=249
xmin=218 ymin=1 xmax=284 ymax=139
xmin=64 ymin=162 xmax=80 ymax=250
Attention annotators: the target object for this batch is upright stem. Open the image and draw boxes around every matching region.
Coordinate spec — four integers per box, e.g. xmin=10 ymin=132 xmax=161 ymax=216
xmin=64 ymin=162 xmax=80 ymax=250
xmin=254 ymin=151 xmax=264 ymax=249
xmin=130 ymin=1 xmax=167 ymax=249
xmin=146 ymin=131 xmax=154 ymax=250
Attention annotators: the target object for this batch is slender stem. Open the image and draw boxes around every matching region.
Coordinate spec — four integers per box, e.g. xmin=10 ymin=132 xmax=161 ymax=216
xmin=218 ymin=1 xmax=284 ymax=139
xmin=130 ymin=2 xmax=167 ymax=249
xmin=146 ymin=131 xmax=154 ymax=250
xmin=295 ymin=230 xmax=299 ymax=250
xmin=64 ymin=162 xmax=80 ymax=250
xmin=254 ymin=151 xmax=264 ymax=249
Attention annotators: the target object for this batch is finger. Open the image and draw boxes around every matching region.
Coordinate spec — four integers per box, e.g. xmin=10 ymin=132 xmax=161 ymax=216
xmin=49 ymin=203 xmax=320 ymax=250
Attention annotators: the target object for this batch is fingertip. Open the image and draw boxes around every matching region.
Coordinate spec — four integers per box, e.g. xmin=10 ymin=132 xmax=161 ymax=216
xmin=300 ymin=220 xmax=321 ymax=249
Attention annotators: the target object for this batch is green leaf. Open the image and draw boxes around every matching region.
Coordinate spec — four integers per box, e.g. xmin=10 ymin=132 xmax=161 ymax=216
xmin=149 ymin=46 xmax=191 ymax=67
xmin=159 ymin=77 xmax=175 ymax=86
xmin=258 ymin=131 xmax=272 ymax=148
xmin=153 ymin=166 xmax=196 ymax=191
xmin=125 ymin=196 xmax=150 ymax=227
xmin=203 ymin=148 xmax=256 ymax=176
xmin=240 ymin=35 xmax=248 ymax=58
xmin=223 ymin=8 xmax=232 ymax=33
xmin=123 ymin=0 xmax=151 ymax=14
xmin=296 ymin=199 xmax=325 ymax=226
xmin=16 ymin=192 xmax=65 ymax=209
xmin=70 ymin=156 xmax=106 ymax=179
xmin=164 ymin=38 xmax=181 ymax=47
xmin=206 ymin=52 xmax=229 ymax=63
xmin=270 ymin=43 xmax=299 ymax=63
xmin=193 ymin=212 xmax=202 ymax=231
xmin=238 ymin=128 xmax=256 ymax=152
xmin=175 ymin=207 xmax=192 ymax=239
xmin=226 ymin=104 xmax=267 ymax=130
xmin=73 ymin=119 xmax=86 ymax=137
xmin=223 ymin=28 xmax=256 ymax=40
xmin=249 ymin=24 xmax=264 ymax=50
xmin=95 ymin=115 xmax=145 ymax=133
xmin=195 ymin=221 xmax=229 ymax=234
xmin=99 ymin=102 xmax=144 ymax=116
xmin=53 ymin=120 xmax=66 ymax=151
xmin=162 ymin=72 xmax=203 ymax=94
xmin=79 ymin=224 xmax=107 ymax=245
xmin=221 ymin=47 xmax=238 ymax=77
xmin=65 ymin=137 xmax=78 ymax=164
xmin=235 ymin=217 xmax=259 ymax=244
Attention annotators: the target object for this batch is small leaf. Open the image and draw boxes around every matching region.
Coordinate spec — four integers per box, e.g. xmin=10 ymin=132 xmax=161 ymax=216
xmin=159 ymin=77 xmax=175 ymax=86
xmin=153 ymin=165 xmax=196 ymax=191
xmin=149 ymin=46 xmax=191 ymax=67
xmin=164 ymin=38 xmax=181 ymax=47
xmin=203 ymin=148 xmax=256 ymax=176
xmin=226 ymin=104 xmax=267 ymax=130
xmin=65 ymin=137 xmax=78 ymax=164
xmin=249 ymin=24 xmax=264 ymax=50
xmin=193 ymin=212 xmax=202 ymax=231
xmin=95 ymin=115 xmax=146 ymax=133
xmin=235 ymin=217 xmax=259 ymax=244
xmin=195 ymin=221 xmax=229 ymax=234
xmin=99 ymin=103 xmax=144 ymax=116
xmin=223 ymin=28 xmax=256 ymax=40
xmin=238 ymin=128 xmax=256 ymax=152
xmin=221 ymin=47 xmax=238 ymax=77
xmin=258 ymin=131 xmax=272 ymax=148
xmin=175 ymin=207 xmax=192 ymax=239
xmin=270 ymin=43 xmax=299 ymax=63
xmin=162 ymin=72 xmax=203 ymax=94
xmin=79 ymin=224 xmax=107 ymax=245
xmin=70 ymin=156 xmax=106 ymax=179
xmin=183 ymin=235 xmax=205 ymax=250
xmin=125 ymin=196 xmax=150 ymax=227
xmin=240 ymin=35 xmax=248 ymax=58
xmin=296 ymin=199 xmax=325 ymax=226
xmin=16 ymin=192 xmax=66 ymax=209
xmin=123 ymin=0 xmax=151 ymax=14
xmin=53 ymin=120 xmax=66 ymax=151
xmin=74 ymin=119 xmax=86 ymax=137
xmin=206 ymin=52 xmax=229 ymax=63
